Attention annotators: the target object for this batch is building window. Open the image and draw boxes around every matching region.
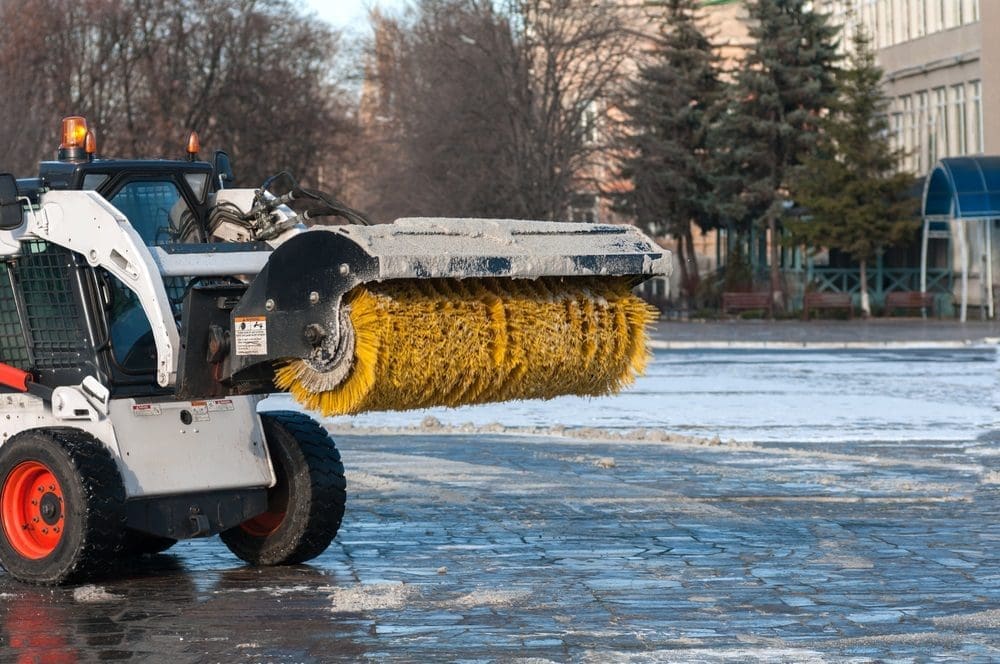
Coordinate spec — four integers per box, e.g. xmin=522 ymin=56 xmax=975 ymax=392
xmin=570 ymin=193 xmax=597 ymax=223
xmin=933 ymin=87 xmax=948 ymax=159
xmin=915 ymin=0 xmax=926 ymax=36
xmin=952 ymin=84 xmax=967 ymax=155
xmin=902 ymin=94 xmax=915 ymax=171
xmin=581 ymin=101 xmax=599 ymax=144
xmin=899 ymin=0 xmax=911 ymax=41
xmin=971 ymin=80 xmax=984 ymax=153
xmin=882 ymin=0 xmax=896 ymax=46
xmin=917 ymin=91 xmax=929 ymax=171
xmin=891 ymin=111 xmax=904 ymax=155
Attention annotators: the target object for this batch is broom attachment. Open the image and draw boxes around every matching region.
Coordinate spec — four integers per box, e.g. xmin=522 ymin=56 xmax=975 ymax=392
xmin=226 ymin=218 xmax=670 ymax=414
xmin=274 ymin=276 xmax=658 ymax=416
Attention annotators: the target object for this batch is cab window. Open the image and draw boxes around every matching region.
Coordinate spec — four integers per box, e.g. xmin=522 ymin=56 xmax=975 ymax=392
xmin=109 ymin=180 xmax=202 ymax=246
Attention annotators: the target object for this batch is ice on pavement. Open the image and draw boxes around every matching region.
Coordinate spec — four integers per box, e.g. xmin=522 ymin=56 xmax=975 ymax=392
xmin=263 ymin=347 xmax=999 ymax=444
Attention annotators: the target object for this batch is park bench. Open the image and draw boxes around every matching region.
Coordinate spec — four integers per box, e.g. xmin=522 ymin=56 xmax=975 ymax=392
xmin=884 ymin=291 xmax=935 ymax=317
xmin=802 ymin=292 xmax=853 ymax=320
xmin=722 ymin=291 xmax=772 ymax=317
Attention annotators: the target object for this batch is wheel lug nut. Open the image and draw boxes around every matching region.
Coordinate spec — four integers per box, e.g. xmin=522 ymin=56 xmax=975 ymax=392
xmin=41 ymin=528 xmax=48 ymax=534
xmin=32 ymin=517 xmax=38 ymax=523
xmin=31 ymin=499 xmax=37 ymax=505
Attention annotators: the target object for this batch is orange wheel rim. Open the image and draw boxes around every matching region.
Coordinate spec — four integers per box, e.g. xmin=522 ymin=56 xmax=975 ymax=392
xmin=1 ymin=461 xmax=65 ymax=559
xmin=240 ymin=509 xmax=285 ymax=537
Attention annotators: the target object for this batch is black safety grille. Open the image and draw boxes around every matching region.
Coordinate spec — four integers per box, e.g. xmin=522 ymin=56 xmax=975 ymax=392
xmin=15 ymin=241 xmax=89 ymax=370
xmin=0 ymin=264 xmax=28 ymax=369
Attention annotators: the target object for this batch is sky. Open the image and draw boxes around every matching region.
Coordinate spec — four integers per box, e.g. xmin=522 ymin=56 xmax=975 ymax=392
xmin=301 ymin=0 xmax=409 ymax=30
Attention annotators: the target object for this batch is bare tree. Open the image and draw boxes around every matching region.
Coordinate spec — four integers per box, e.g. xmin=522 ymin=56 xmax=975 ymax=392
xmin=0 ymin=0 xmax=356 ymax=190
xmin=358 ymin=0 xmax=633 ymax=222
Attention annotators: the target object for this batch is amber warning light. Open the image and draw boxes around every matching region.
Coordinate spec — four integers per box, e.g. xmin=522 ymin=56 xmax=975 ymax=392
xmin=60 ymin=116 xmax=87 ymax=149
xmin=58 ymin=116 xmax=90 ymax=161
xmin=186 ymin=131 xmax=200 ymax=161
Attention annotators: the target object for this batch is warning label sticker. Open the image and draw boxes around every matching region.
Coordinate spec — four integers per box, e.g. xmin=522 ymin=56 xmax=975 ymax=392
xmin=191 ymin=404 xmax=210 ymax=422
xmin=131 ymin=403 xmax=162 ymax=417
xmin=234 ymin=316 xmax=267 ymax=356
xmin=207 ymin=399 xmax=234 ymax=412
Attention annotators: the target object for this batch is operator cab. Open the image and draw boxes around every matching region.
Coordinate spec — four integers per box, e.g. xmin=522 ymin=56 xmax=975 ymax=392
xmin=13 ymin=118 xmax=229 ymax=389
xmin=38 ymin=160 xmax=214 ymax=246
xmin=29 ymin=117 xmax=218 ymax=247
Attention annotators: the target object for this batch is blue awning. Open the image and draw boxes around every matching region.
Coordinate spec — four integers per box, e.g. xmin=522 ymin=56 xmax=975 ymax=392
xmin=923 ymin=156 xmax=1000 ymax=220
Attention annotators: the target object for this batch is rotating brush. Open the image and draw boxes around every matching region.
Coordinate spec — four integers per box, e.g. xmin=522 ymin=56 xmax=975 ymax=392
xmin=274 ymin=276 xmax=658 ymax=417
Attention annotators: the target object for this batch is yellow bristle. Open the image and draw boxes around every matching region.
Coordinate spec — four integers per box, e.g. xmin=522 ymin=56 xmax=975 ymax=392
xmin=274 ymin=276 xmax=659 ymax=417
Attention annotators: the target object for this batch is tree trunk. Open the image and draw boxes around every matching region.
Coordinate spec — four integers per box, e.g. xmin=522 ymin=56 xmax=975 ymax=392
xmin=683 ymin=225 xmax=701 ymax=295
xmin=768 ymin=212 xmax=784 ymax=312
xmin=674 ymin=235 xmax=690 ymax=309
xmin=859 ymin=258 xmax=870 ymax=318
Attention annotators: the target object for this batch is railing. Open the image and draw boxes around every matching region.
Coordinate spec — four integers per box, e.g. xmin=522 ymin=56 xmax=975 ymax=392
xmin=808 ymin=267 xmax=952 ymax=297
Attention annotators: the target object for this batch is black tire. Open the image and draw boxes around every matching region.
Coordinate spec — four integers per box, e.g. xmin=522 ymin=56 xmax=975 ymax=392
xmin=0 ymin=428 xmax=126 ymax=585
xmin=122 ymin=529 xmax=176 ymax=556
xmin=220 ymin=411 xmax=346 ymax=566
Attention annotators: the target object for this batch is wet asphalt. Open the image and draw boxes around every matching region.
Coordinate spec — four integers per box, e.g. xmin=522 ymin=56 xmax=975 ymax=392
xmin=2 ymin=321 xmax=1000 ymax=662
xmin=1 ymin=427 xmax=998 ymax=662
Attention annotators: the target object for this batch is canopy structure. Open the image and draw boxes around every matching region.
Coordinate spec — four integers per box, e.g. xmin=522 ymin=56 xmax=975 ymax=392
xmin=921 ymin=157 xmax=1000 ymax=321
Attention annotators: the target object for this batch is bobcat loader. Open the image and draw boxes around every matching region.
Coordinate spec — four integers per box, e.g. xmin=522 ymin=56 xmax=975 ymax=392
xmin=0 ymin=118 xmax=669 ymax=584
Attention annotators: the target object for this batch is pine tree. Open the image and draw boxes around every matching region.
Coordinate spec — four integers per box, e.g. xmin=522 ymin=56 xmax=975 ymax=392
xmin=615 ymin=0 xmax=722 ymax=304
xmin=712 ymin=0 xmax=840 ymax=310
xmin=788 ymin=28 xmax=918 ymax=317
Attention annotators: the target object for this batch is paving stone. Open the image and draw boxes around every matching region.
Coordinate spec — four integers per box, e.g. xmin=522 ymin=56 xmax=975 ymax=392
xmin=1 ymin=430 xmax=999 ymax=661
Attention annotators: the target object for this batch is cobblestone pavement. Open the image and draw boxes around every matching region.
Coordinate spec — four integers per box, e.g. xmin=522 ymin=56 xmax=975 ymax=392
xmin=1 ymin=429 xmax=998 ymax=662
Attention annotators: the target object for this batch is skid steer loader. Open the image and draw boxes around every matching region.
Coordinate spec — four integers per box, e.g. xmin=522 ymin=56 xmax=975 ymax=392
xmin=0 ymin=117 xmax=669 ymax=584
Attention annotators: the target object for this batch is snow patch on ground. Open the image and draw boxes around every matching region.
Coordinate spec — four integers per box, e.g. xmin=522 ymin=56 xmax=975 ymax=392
xmin=329 ymin=583 xmax=419 ymax=613
xmin=72 ymin=585 xmax=123 ymax=603
xmin=452 ymin=589 xmax=532 ymax=609
xmin=980 ymin=470 xmax=1000 ymax=484
xmin=330 ymin=418 xmax=738 ymax=449
xmin=215 ymin=585 xmax=314 ymax=596
xmin=582 ymin=648 xmax=832 ymax=663
xmin=933 ymin=608 xmax=1000 ymax=629
xmin=331 ymin=421 xmax=984 ymax=476
xmin=593 ymin=457 xmax=616 ymax=469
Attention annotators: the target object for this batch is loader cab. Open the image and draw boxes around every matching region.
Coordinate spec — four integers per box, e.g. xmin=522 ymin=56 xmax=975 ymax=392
xmin=37 ymin=159 xmax=215 ymax=246
xmin=0 ymin=119 xmax=231 ymax=397
xmin=31 ymin=158 xmax=219 ymax=389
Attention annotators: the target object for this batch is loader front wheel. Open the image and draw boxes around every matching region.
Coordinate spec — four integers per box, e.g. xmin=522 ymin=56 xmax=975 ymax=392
xmin=0 ymin=429 xmax=126 ymax=585
xmin=220 ymin=411 xmax=346 ymax=566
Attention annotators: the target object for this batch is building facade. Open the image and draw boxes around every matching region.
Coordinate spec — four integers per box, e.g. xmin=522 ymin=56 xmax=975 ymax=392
xmin=817 ymin=0 xmax=997 ymax=314
xmin=819 ymin=0 xmax=988 ymax=172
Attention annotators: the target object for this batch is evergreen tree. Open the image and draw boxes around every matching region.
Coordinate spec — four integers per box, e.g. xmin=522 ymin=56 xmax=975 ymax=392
xmin=712 ymin=0 xmax=840 ymax=309
xmin=615 ymin=0 xmax=722 ymax=304
xmin=788 ymin=28 xmax=918 ymax=317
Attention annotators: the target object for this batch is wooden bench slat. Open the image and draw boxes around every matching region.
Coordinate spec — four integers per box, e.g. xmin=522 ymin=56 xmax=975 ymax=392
xmin=884 ymin=291 xmax=935 ymax=317
xmin=722 ymin=292 xmax=772 ymax=316
xmin=802 ymin=292 xmax=853 ymax=320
